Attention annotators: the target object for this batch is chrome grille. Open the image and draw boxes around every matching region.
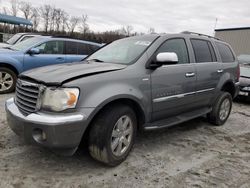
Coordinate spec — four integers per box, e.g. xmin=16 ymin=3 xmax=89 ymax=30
xmin=15 ymin=79 xmax=40 ymax=115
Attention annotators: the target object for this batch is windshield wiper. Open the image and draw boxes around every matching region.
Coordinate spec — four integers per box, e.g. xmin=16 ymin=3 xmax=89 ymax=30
xmin=87 ymin=58 xmax=104 ymax=62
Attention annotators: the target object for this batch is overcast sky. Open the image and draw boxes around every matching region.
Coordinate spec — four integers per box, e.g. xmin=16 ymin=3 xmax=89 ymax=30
xmin=1 ymin=0 xmax=250 ymax=35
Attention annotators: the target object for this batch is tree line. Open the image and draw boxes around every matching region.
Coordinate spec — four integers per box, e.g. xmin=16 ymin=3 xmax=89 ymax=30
xmin=0 ymin=0 xmax=155 ymax=43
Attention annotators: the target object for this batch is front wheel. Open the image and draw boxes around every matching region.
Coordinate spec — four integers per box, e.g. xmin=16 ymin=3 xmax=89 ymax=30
xmin=0 ymin=67 xmax=17 ymax=94
xmin=88 ymin=104 xmax=137 ymax=166
xmin=207 ymin=92 xmax=232 ymax=126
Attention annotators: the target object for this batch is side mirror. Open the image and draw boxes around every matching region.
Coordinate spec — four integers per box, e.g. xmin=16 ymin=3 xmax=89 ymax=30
xmin=28 ymin=48 xmax=40 ymax=55
xmin=156 ymin=52 xmax=178 ymax=65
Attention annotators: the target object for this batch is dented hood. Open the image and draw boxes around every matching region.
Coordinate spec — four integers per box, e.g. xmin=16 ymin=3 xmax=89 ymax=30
xmin=20 ymin=62 xmax=127 ymax=85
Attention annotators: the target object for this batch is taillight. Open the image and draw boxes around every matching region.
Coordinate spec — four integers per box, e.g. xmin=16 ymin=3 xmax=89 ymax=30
xmin=237 ymin=63 xmax=240 ymax=81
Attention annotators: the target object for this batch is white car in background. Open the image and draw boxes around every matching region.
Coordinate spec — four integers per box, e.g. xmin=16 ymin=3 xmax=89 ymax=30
xmin=0 ymin=33 xmax=41 ymax=48
xmin=238 ymin=54 xmax=250 ymax=100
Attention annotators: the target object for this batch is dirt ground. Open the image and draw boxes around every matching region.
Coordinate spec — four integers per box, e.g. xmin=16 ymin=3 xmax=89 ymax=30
xmin=0 ymin=93 xmax=250 ymax=188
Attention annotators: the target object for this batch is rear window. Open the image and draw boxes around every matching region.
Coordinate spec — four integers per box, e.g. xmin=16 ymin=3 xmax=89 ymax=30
xmin=216 ymin=42 xmax=235 ymax=62
xmin=191 ymin=39 xmax=216 ymax=63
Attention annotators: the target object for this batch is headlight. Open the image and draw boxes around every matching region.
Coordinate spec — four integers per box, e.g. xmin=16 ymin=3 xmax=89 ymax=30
xmin=243 ymin=86 xmax=250 ymax=91
xmin=42 ymin=88 xmax=80 ymax=111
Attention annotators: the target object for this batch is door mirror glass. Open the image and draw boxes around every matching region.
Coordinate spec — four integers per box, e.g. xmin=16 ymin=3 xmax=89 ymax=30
xmin=156 ymin=52 xmax=178 ymax=65
xmin=28 ymin=48 xmax=40 ymax=55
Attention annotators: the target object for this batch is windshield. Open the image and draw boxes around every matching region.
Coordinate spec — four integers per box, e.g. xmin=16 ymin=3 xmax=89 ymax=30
xmin=11 ymin=37 xmax=45 ymax=51
xmin=6 ymin=34 xmax=22 ymax=45
xmin=87 ymin=37 xmax=156 ymax=64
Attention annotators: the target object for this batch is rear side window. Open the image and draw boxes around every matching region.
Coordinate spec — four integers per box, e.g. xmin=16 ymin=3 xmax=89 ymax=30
xmin=216 ymin=42 xmax=235 ymax=62
xmin=191 ymin=39 xmax=216 ymax=63
xmin=156 ymin=38 xmax=189 ymax=64
xmin=66 ymin=42 xmax=99 ymax=55
xmin=65 ymin=41 xmax=78 ymax=54
xmin=78 ymin=43 xmax=98 ymax=55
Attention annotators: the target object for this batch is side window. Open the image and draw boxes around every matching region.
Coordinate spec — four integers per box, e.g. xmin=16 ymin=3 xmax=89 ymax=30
xmin=78 ymin=43 xmax=90 ymax=55
xmin=215 ymin=42 xmax=235 ymax=62
xmin=191 ymin=39 xmax=215 ymax=63
xmin=156 ymin=38 xmax=189 ymax=64
xmin=36 ymin=41 xmax=64 ymax=54
xmin=65 ymin=41 xmax=78 ymax=54
xmin=78 ymin=43 xmax=99 ymax=55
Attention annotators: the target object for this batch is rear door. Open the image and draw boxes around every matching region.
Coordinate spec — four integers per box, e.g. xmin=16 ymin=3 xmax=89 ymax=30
xmin=23 ymin=40 xmax=66 ymax=71
xmin=151 ymin=38 xmax=197 ymax=121
xmin=190 ymin=38 xmax=223 ymax=107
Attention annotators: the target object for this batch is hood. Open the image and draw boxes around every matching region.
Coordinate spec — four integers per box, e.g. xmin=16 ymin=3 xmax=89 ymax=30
xmin=240 ymin=66 xmax=250 ymax=78
xmin=20 ymin=62 xmax=127 ymax=85
xmin=0 ymin=42 xmax=11 ymax=48
xmin=0 ymin=48 xmax=18 ymax=54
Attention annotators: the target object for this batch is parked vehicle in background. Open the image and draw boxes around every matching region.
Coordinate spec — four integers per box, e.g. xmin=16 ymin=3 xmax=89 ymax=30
xmin=0 ymin=33 xmax=41 ymax=48
xmin=6 ymin=32 xmax=239 ymax=166
xmin=237 ymin=54 xmax=250 ymax=100
xmin=0 ymin=36 xmax=102 ymax=93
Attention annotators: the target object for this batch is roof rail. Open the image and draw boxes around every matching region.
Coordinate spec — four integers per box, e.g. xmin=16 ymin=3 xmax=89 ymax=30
xmin=181 ymin=31 xmax=220 ymax=40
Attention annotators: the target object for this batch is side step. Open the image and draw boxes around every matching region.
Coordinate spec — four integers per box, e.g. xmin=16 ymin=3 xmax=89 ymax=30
xmin=144 ymin=107 xmax=211 ymax=131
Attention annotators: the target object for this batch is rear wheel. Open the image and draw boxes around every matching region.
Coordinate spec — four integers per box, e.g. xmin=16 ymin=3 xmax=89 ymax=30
xmin=88 ymin=104 xmax=137 ymax=166
xmin=207 ymin=92 xmax=232 ymax=126
xmin=0 ymin=67 xmax=17 ymax=94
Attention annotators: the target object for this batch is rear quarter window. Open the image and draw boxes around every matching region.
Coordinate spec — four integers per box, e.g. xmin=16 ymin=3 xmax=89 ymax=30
xmin=191 ymin=39 xmax=216 ymax=63
xmin=215 ymin=42 xmax=235 ymax=63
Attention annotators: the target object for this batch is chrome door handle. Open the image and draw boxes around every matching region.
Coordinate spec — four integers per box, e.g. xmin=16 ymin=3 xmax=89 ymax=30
xmin=217 ymin=69 xmax=224 ymax=73
xmin=185 ymin=72 xmax=195 ymax=77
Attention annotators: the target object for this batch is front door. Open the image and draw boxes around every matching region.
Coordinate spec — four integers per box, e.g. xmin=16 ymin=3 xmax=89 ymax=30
xmin=151 ymin=38 xmax=197 ymax=121
xmin=23 ymin=40 xmax=66 ymax=71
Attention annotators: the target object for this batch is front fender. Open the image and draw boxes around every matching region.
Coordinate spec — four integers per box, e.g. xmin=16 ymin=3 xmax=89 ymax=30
xmin=0 ymin=56 xmax=23 ymax=73
xmin=77 ymin=83 xmax=151 ymax=122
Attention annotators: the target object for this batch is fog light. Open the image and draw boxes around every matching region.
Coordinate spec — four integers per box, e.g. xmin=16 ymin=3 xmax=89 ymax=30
xmin=32 ymin=128 xmax=47 ymax=143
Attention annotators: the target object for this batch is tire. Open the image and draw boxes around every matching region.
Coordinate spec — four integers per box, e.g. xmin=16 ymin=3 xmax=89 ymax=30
xmin=207 ymin=92 xmax=232 ymax=126
xmin=0 ymin=67 xmax=17 ymax=94
xmin=88 ymin=104 xmax=137 ymax=166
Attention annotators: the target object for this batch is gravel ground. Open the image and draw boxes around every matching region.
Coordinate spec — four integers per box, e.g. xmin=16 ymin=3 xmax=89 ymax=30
xmin=0 ymin=93 xmax=250 ymax=188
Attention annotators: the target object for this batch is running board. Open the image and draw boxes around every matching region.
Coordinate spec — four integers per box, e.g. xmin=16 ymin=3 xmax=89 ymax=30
xmin=144 ymin=107 xmax=211 ymax=131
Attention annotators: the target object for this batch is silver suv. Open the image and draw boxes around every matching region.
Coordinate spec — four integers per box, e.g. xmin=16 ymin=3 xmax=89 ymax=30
xmin=6 ymin=32 xmax=240 ymax=166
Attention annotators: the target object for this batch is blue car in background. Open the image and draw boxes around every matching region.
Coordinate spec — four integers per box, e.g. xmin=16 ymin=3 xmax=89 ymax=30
xmin=0 ymin=36 xmax=102 ymax=93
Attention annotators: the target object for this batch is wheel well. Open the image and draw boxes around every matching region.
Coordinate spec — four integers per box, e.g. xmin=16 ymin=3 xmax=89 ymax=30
xmin=0 ymin=63 xmax=19 ymax=75
xmin=221 ymin=81 xmax=235 ymax=98
xmin=80 ymin=98 xmax=146 ymax=146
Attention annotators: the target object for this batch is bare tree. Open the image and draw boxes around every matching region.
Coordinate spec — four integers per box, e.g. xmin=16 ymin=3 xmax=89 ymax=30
xmin=67 ymin=16 xmax=80 ymax=34
xmin=40 ymin=5 xmax=51 ymax=33
xmin=148 ymin=27 xmax=155 ymax=34
xmin=2 ymin=7 xmax=9 ymax=15
xmin=49 ymin=6 xmax=57 ymax=32
xmin=31 ymin=7 xmax=40 ymax=31
xmin=61 ymin=10 xmax=69 ymax=33
xmin=79 ymin=14 xmax=89 ymax=35
xmin=54 ymin=8 xmax=62 ymax=32
xmin=126 ymin=25 xmax=133 ymax=36
xmin=10 ymin=0 xmax=18 ymax=16
xmin=19 ymin=1 xmax=33 ymax=20
xmin=121 ymin=25 xmax=133 ymax=36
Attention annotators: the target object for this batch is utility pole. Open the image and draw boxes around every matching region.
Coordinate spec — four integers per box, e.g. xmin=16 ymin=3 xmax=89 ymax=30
xmin=213 ymin=18 xmax=218 ymax=36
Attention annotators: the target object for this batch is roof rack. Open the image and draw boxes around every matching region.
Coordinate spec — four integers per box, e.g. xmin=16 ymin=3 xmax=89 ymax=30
xmin=181 ymin=31 xmax=220 ymax=40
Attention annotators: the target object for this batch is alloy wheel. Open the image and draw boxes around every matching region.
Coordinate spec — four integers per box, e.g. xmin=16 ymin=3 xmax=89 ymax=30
xmin=0 ymin=71 xmax=14 ymax=92
xmin=111 ymin=115 xmax=133 ymax=157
